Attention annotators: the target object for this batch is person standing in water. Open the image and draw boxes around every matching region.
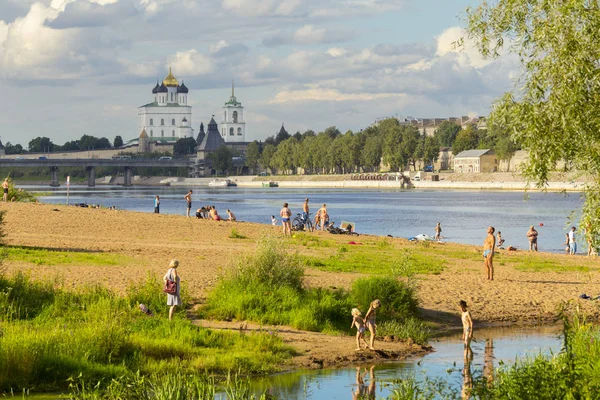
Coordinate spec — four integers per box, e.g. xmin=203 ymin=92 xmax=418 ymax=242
xmin=2 ymin=178 xmax=9 ymax=202
xmin=184 ymin=190 xmax=193 ymax=218
xmin=483 ymin=226 xmax=496 ymax=280
xmin=459 ymin=300 xmax=473 ymax=346
xmin=154 ymin=195 xmax=160 ymax=214
xmin=527 ymin=226 xmax=539 ymax=251
xmin=434 ymin=222 xmax=442 ymax=241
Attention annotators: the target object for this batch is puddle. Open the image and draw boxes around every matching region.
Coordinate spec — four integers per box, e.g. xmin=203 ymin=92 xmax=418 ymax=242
xmin=247 ymin=325 xmax=562 ymax=399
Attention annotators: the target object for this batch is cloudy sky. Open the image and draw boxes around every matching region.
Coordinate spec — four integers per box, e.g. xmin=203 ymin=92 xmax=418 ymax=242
xmin=0 ymin=0 xmax=520 ymax=146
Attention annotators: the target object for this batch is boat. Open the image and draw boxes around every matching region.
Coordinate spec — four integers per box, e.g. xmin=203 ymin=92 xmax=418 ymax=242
xmin=208 ymin=179 xmax=236 ymax=187
xmin=262 ymin=181 xmax=278 ymax=188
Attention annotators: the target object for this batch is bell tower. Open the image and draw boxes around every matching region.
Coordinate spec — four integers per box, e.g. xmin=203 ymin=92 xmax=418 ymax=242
xmin=220 ymin=80 xmax=246 ymax=143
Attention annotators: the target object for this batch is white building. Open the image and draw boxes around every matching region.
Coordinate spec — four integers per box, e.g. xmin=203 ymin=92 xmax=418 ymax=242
xmin=137 ymin=68 xmax=193 ymax=140
xmin=220 ymin=81 xmax=246 ymax=143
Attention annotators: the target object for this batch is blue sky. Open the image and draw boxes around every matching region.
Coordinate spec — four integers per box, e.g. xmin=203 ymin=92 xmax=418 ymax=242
xmin=0 ymin=0 xmax=518 ymax=146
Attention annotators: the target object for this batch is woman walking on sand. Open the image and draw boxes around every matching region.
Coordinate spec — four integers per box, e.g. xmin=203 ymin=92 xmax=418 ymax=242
xmin=280 ymin=202 xmax=292 ymax=236
xmin=163 ymin=259 xmax=181 ymax=321
xmin=364 ymin=299 xmax=381 ymax=350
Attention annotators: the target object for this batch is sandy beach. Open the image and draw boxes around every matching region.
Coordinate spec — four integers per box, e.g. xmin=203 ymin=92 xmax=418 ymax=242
xmin=2 ymin=202 xmax=599 ymax=367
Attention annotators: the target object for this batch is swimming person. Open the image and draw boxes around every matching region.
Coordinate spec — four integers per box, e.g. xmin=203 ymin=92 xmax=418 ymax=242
xmin=280 ymin=202 xmax=292 ymax=236
xmin=184 ymin=190 xmax=193 ymax=218
xmin=364 ymin=299 xmax=381 ymax=350
xmin=459 ymin=300 xmax=473 ymax=346
xmin=568 ymin=226 xmax=577 ymax=255
xmin=154 ymin=195 xmax=160 ymax=214
xmin=435 ymin=222 xmax=442 ymax=241
xmin=483 ymin=226 xmax=496 ymax=280
xmin=2 ymin=178 xmax=8 ymax=202
xmin=163 ymin=259 xmax=181 ymax=321
xmin=350 ymin=308 xmax=368 ymax=351
xmin=527 ymin=226 xmax=538 ymax=251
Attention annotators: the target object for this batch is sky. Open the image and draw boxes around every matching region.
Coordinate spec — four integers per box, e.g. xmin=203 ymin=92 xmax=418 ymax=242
xmin=0 ymin=0 xmax=521 ymax=147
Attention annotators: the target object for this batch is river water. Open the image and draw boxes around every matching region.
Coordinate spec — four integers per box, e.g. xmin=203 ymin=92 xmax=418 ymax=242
xmin=30 ymin=185 xmax=584 ymax=253
xmin=247 ymin=325 xmax=562 ymax=399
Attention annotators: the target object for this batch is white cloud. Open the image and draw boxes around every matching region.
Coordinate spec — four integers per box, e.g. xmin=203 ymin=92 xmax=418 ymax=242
xmin=270 ymin=86 xmax=405 ymax=103
xmin=221 ymin=0 xmax=302 ymax=16
xmin=436 ymin=26 xmax=492 ymax=69
xmin=169 ymin=49 xmax=215 ymax=75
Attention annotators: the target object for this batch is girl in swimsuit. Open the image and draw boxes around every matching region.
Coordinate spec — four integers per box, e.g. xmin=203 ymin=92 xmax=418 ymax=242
xmin=364 ymin=299 xmax=381 ymax=350
xmin=351 ymin=308 xmax=369 ymax=350
xmin=460 ymin=300 xmax=473 ymax=346
xmin=280 ymin=202 xmax=292 ymax=237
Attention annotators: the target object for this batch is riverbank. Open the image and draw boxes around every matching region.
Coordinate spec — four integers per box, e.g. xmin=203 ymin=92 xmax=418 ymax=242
xmin=1 ymin=202 xmax=599 ymax=369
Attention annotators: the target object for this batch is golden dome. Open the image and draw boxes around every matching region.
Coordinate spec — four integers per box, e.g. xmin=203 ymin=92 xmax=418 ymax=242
xmin=139 ymin=128 xmax=148 ymax=138
xmin=162 ymin=67 xmax=179 ymax=87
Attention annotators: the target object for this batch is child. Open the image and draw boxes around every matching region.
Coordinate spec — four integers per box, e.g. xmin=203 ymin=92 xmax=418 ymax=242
xmin=460 ymin=300 xmax=473 ymax=346
xmin=226 ymin=209 xmax=236 ymax=222
xmin=351 ymin=308 xmax=369 ymax=351
xmin=364 ymin=299 xmax=381 ymax=350
xmin=497 ymin=231 xmax=505 ymax=247
xmin=271 ymin=215 xmax=277 ymax=226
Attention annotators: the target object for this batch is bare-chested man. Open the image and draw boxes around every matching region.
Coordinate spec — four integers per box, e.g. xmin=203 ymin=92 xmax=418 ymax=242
xmin=318 ymin=203 xmax=328 ymax=231
xmin=184 ymin=190 xmax=193 ymax=218
xmin=483 ymin=226 xmax=496 ymax=280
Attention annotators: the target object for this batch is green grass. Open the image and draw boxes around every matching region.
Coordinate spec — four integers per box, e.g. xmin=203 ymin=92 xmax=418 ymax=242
xmin=202 ymin=237 xmax=421 ymax=335
xmin=0 ymin=272 xmax=294 ymax=392
xmin=229 ymin=228 xmax=247 ymax=239
xmin=301 ymin=243 xmax=445 ymax=276
xmin=6 ymin=246 xmax=127 ymax=266
xmin=510 ymin=254 xmax=590 ymax=273
xmin=377 ymin=318 xmax=431 ymax=345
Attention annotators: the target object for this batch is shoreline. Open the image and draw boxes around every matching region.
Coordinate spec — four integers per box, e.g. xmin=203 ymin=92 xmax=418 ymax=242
xmin=18 ymin=177 xmax=587 ymax=192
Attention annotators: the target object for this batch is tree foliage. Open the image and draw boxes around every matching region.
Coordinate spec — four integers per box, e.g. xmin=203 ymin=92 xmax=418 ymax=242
xmin=452 ymin=125 xmax=479 ymax=155
xmin=28 ymin=137 xmax=54 ymax=153
xmin=113 ymin=136 xmax=124 ymax=148
xmin=172 ymin=137 xmax=197 ymax=156
xmin=466 ymin=0 xmax=600 ymax=246
xmin=208 ymin=145 xmax=233 ymax=176
xmin=245 ymin=141 xmax=260 ymax=171
xmin=434 ymin=121 xmax=462 ymax=147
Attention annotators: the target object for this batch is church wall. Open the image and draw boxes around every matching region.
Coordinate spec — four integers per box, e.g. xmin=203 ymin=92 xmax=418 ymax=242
xmin=138 ymin=107 xmax=192 ymax=139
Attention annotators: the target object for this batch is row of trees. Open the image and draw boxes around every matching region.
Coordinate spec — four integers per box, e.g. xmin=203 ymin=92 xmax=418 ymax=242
xmin=5 ymin=135 xmax=125 ymax=154
xmin=242 ymin=117 xmax=518 ymax=175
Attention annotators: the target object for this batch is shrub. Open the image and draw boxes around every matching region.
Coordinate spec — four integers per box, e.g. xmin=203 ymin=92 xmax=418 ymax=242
xmin=227 ymin=236 xmax=304 ymax=291
xmin=377 ymin=318 xmax=431 ymax=344
xmin=351 ymin=276 xmax=418 ymax=321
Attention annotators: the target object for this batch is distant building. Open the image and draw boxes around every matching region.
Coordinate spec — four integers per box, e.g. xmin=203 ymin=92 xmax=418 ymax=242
xmin=436 ymin=147 xmax=454 ymax=171
xmin=137 ymin=68 xmax=193 ymax=141
xmin=220 ymin=80 xmax=246 ymax=143
xmin=454 ymin=149 xmax=497 ymax=173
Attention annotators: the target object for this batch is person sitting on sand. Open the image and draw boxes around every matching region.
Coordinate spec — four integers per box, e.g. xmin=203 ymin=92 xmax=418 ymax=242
xmin=226 ymin=209 xmax=236 ymax=222
xmin=364 ymin=299 xmax=381 ymax=350
xmin=195 ymin=208 xmax=204 ymax=219
xmin=460 ymin=300 xmax=473 ymax=346
xmin=350 ymin=308 xmax=369 ymax=351
xmin=496 ymin=231 xmax=505 ymax=247
xmin=527 ymin=226 xmax=538 ymax=251
xmin=483 ymin=226 xmax=496 ymax=280
xmin=210 ymin=206 xmax=221 ymax=221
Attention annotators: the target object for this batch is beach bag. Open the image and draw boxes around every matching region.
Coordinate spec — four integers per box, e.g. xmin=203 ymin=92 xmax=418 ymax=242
xmin=163 ymin=269 xmax=177 ymax=295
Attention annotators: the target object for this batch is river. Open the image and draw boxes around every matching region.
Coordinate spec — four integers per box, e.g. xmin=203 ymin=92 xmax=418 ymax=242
xmin=29 ymin=185 xmax=584 ymax=253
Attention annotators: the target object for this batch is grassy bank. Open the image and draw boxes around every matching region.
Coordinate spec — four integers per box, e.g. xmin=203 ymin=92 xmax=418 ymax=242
xmin=201 ymin=237 xmax=430 ymax=341
xmin=0 ymin=272 xmax=293 ymax=393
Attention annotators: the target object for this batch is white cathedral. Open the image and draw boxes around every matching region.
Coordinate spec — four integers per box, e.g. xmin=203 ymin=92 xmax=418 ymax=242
xmin=136 ymin=69 xmax=246 ymax=144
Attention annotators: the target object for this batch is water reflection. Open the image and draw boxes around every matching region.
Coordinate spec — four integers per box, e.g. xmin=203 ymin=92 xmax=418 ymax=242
xmin=352 ymin=366 xmax=376 ymax=400
xmin=484 ymin=339 xmax=494 ymax=384
xmin=462 ymin=344 xmax=473 ymax=399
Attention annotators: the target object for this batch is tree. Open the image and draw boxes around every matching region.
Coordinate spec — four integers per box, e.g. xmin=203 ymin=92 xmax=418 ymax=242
xmin=466 ymin=0 xmax=600 ymax=246
xmin=209 ymin=145 xmax=233 ymax=175
xmin=434 ymin=121 xmax=461 ymax=147
xmin=173 ymin=137 xmax=197 ymax=156
xmin=323 ymin=126 xmax=341 ymax=139
xmin=423 ymin=136 xmax=440 ymax=167
xmin=113 ymin=136 xmax=124 ymax=148
xmin=361 ymin=135 xmax=382 ymax=172
xmin=4 ymin=142 xmax=23 ymax=154
xmin=28 ymin=137 xmax=54 ymax=153
xmin=275 ymin=127 xmax=290 ymax=145
xmin=451 ymin=125 xmax=479 ymax=155
xmin=245 ymin=141 xmax=261 ymax=172
xmin=260 ymin=143 xmax=276 ymax=173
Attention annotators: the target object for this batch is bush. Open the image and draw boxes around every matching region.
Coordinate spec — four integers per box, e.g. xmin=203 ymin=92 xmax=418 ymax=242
xmin=351 ymin=276 xmax=418 ymax=321
xmin=227 ymin=237 xmax=304 ymax=291
xmin=377 ymin=318 xmax=431 ymax=345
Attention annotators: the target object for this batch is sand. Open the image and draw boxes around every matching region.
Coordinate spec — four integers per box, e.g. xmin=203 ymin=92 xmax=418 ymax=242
xmin=2 ymin=202 xmax=600 ymax=367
